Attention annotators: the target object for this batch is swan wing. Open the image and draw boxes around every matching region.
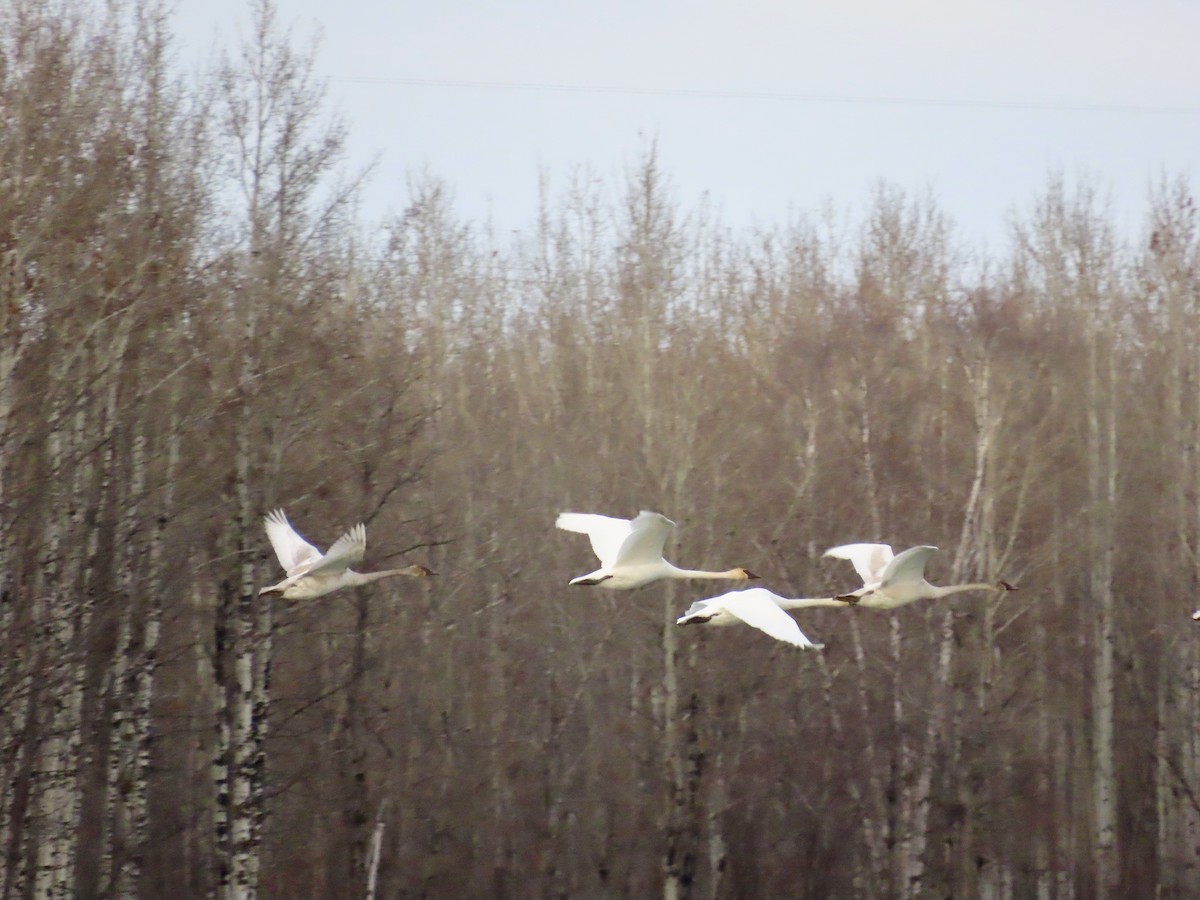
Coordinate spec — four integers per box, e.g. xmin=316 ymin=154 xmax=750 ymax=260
xmin=304 ymin=523 xmax=367 ymax=576
xmin=264 ymin=509 xmax=323 ymax=576
xmin=555 ymin=512 xmax=637 ymax=568
xmin=715 ymin=588 xmax=823 ymax=648
xmin=677 ymin=597 xmax=718 ymax=621
xmin=880 ymin=545 xmax=938 ymax=586
xmin=612 ymin=511 xmax=676 ymax=567
xmin=823 ymin=543 xmax=894 ymax=585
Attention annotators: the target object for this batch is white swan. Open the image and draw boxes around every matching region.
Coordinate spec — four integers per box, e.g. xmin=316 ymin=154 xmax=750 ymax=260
xmin=676 ymin=587 xmax=828 ymax=648
xmin=822 ymin=542 xmax=1016 ymax=608
xmin=259 ymin=509 xmax=434 ymax=599
xmin=556 ymin=510 xmax=758 ymax=590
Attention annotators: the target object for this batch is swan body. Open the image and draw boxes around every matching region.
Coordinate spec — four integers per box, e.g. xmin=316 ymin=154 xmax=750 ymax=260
xmin=556 ymin=510 xmax=758 ymax=590
xmin=259 ymin=509 xmax=434 ymax=600
xmin=676 ymin=587 xmax=829 ymax=648
xmin=823 ymin=542 xmax=1015 ymax=609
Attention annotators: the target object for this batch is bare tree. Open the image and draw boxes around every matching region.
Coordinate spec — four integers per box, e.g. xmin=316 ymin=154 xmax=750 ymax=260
xmin=1013 ymin=176 xmax=1125 ymax=898
xmin=206 ymin=1 xmax=360 ymax=895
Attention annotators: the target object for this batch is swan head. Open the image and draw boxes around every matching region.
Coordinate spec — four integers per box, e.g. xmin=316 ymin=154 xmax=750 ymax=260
xmin=737 ymin=568 xmax=760 ymax=581
xmin=405 ymin=565 xmax=436 ymax=577
xmin=996 ymin=581 xmax=1017 ymax=592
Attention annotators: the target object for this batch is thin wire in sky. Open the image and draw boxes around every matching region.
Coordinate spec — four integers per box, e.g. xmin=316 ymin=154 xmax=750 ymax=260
xmin=334 ymin=76 xmax=1200 ymax=117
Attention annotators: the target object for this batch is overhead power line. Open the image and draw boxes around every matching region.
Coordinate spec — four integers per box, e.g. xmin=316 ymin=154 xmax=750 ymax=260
xmin=334 ymin=76 xmax=1200 ymax=116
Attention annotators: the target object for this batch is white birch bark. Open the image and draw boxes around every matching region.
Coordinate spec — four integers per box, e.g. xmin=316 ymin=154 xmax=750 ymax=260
xmin=44 ymin=313 xmax=131 ymax=899
xmin=1180 ymin=214 xmax=1200 ymax=891
xmin=1182 ymin=259 xmax=1200 ymax=891
xmin=905 ymin=358 xmax=998 ymax=898
xmin=364 ymin=801 xmax=386 ymax=900
xmin=105 ymin=369 xmax=177 ymax=896
xmin=818 ymin=647 xmax=887 ymax=892
xmin=1035 ymin=525 xmax=1058 ymax=900
xmin=211 ymin=6 xmax=353 ymax=884
xmin=1151 ymin=232 xmax=1192 ymax=892
xmin=705 ymin=772 xmax=728 ymax=900
xmin=843 ymin=392 xmax=894 ymax=893
xmin=33 ymin=388 xmax=93 ymax=899
xmin=215 ymin=186 xmax=265 ymax=900
xmin=1087 ymin=320 xmax=1118 ymax=900
xmin=1145 ymin=220 xmax=1200 ymax=893
xmin=221 ymin=388 xmax=266 ymax=900
xmin=212 ymin=575 xmax=234 ymax=896
xmin=901 ymin=603 xmax=953 ymax=899
xmin=187 ymin=554 xmax=214 ymax=895
xmin=0 ymin=331 xmax=31 ymax=900
xmin=0 ymin=337 xmax=21 ymax=660
xmin=0 ymin=237 xmax=46 ymax=899
xmin=485 ymin=579 xmax=513 ymax=884
xmin=661 ymin=589 xmax=690 ymax=900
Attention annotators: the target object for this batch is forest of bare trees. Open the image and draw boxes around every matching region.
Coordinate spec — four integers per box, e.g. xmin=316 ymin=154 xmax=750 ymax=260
xmin=3 ymin=1 xmax=1200 ymax=897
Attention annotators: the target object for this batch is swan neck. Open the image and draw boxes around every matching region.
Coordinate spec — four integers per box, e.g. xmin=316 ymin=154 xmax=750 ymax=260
xmin=931 ymin=582 xmax=995 ymax=598
xmin=777 ymin=597 xmax=846 ymax=609
xmin=346 ymin=569 xmax=399 ymax=586
xmin=668 ymin=566 xmax=745 ymax=580
xmin=366 ymin=569 xmax=408 ymax=582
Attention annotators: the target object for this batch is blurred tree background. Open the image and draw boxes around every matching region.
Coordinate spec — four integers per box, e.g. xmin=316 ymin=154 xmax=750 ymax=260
xmin=2 ymin=1 xmax=1199 ymax=897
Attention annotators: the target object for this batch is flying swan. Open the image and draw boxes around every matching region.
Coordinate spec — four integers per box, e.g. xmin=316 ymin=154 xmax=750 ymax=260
xmin=555 ymin=510 xmax=758 ymax=590
xmin=823 ymin=543 xmax=1016 ymax=608
xmin=676 ymin=587 xmax=827 ymax=648
xmin=259 ymin=509 xmax=434 ymax=599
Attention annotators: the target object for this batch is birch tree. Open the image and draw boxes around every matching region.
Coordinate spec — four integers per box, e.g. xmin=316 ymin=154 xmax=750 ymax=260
xmin=0 ymin=4 xmax=202 ymax=895
xmin=1139 ymin=181 xmax=1200 ymax=894
xmin=1014 ymin=177 xmax=1124 ymax=898
xmin=207 ymin=1 xmax=357 ymax=894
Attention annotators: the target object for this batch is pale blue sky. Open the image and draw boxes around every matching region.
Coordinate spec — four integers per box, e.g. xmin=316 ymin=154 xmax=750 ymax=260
xmin=173 ymin=0 xmax=1200 ymax=249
